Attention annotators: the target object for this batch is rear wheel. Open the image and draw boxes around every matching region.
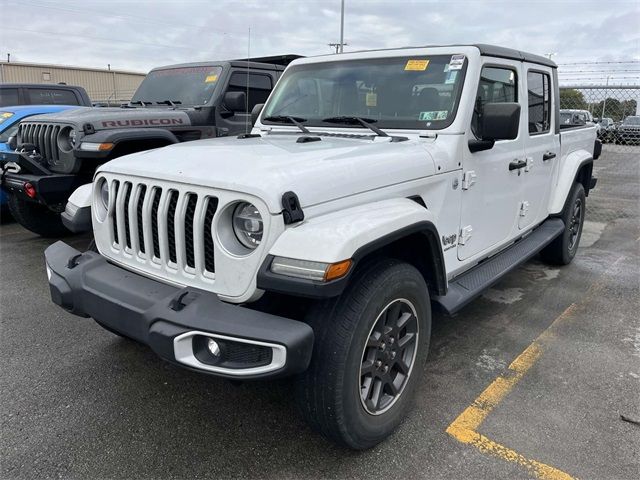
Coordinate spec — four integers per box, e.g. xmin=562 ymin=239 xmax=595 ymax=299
xmin=295 ymin=258 xmax=431 ymax=449
xmin=540 ymin=182 xmax=585 ymax=265
xmin=7 ymin=195 xmax=71 ymax=238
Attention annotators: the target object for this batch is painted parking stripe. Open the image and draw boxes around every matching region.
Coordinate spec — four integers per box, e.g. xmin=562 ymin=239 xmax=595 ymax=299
xmin=446 ymin=256 xmax=623 ymax=479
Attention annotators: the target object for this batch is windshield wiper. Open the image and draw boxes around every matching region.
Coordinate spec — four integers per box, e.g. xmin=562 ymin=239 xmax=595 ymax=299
xmin=262 ymin=115 xmax=309 ymax=133
xmin=128 ymin=100 xmax=152 ymax=107
xmin=321 ymin=116 xmax=389 ymax=137
xmin=157 ymin=100 xmax=182 ymax=107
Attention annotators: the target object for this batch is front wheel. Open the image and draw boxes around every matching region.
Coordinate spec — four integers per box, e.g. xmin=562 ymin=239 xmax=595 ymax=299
xmin=7 ymin=195 xmax=71 ymax=238
xmin=295 ymin=258 xmax=431 ymax=449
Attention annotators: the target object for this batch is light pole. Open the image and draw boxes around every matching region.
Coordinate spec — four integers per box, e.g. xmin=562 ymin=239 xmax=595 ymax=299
xmin=339 ymin=0 xmax=345 ymax=53
xmin=601 ymin=75 xmax=610 ymax=119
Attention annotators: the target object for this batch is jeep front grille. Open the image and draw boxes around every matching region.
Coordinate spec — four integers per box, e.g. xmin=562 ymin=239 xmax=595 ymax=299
xmin=19 ymin=122 xmax=62 ymax=162
xmin=109 ymin=180 xmax=219 ymax=275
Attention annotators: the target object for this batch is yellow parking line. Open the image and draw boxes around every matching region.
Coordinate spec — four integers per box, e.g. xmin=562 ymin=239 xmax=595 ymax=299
xmin=446 ymin=256 xmax=623 ymax=479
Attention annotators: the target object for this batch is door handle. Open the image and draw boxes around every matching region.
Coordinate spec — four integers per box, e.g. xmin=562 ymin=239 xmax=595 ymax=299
xmin=509 ymin=159 xmax=527 ymax=171
xmin=543 ymin=151 xmax=556 ymax=161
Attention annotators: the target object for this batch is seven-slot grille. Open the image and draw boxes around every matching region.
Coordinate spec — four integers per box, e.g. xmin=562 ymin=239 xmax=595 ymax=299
xmin=18 ymin=122 xmax=63 ymax=162
xmin=109 ymin=180 xmax=219 ymax=274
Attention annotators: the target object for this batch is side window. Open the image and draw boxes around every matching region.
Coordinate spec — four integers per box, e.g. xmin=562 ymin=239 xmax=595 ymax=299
xmin=0 ymin=88 xmax=20 ymax=107
xmin=527 ymin=71 xmax=551 ymax=134
xmin=471 ymin=66 xmax=517 ymax=137
xmin=26 ymin=88 xmax=80 ymax=105
xmin=227 ymin=73 xmax=273 ymax=111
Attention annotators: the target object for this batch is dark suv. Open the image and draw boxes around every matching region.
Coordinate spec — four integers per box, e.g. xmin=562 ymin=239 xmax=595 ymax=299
xmin=0 ymin=84 xmax=92 ymax=107
xmin=1 ymin=55 xmax=300 ymax=236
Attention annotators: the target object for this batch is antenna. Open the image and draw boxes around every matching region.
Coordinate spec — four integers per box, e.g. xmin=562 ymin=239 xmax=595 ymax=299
xmin=245 ymin=27 xmax=251 ymax=135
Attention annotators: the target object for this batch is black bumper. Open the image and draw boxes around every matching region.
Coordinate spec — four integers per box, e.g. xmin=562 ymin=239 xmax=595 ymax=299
xmin=45 ymin=241 xmax=314 ymax=380
xmin=1 ymin=151 xmax=83 ymax=207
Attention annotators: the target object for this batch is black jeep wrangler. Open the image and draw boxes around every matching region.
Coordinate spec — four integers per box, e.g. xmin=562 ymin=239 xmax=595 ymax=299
xmin=1 ymin=55 xmax=299 ymax=236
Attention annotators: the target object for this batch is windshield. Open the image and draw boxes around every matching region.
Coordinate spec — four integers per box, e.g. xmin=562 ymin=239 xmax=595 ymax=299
xmin=131 ymin=66 xmax=223 ymax=106
xmin=262 ymin=54 xmax=468 ymax=130
xmin=623 ymin=116 xmax=640 ymax=126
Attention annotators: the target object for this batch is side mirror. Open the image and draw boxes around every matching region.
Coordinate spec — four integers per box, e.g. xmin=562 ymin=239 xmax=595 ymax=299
xmin=223 ymin=91 xmax=247 ymax=112
xmin=7 ymin=135 xmax=17 ymax=151
xmin=469 ymin=102 xmax=521 ymax=153
xmin=251 ymin=103 xmax=264 ymax=125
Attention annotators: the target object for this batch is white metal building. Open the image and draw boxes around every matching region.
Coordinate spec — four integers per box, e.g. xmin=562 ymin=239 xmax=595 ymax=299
xmin=0 ymin=61 xmax=146 ymax=104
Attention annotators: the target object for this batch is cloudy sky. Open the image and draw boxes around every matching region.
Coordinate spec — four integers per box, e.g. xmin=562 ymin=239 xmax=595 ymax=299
xmin=1 ymin=0 xmax=638 ymax=84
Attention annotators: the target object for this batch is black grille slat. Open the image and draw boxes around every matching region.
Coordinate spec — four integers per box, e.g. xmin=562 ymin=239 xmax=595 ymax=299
xmin=184 ymin=194 xmax=198 ymax=268
xmin=111 ymin=181 xmax=120 ymax=244
xmin=123 ymin=183 xmax=132 ymax=249
xmin=151 ymin=188 xmax=162 ymax=259
xmin=137 ymin=185 xmax=147 ymax=254
xmin=167 ymin=191 xmax=179 ymax=264
xmin=203 ymin=197 xmax=218 ymax=272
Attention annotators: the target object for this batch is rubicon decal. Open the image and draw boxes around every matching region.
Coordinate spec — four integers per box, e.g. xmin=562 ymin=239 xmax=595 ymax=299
xmin=101 ymin=118 xmax=185 ymax=127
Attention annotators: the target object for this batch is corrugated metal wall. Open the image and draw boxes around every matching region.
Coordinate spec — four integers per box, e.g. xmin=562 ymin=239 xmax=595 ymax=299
xmin=0 ymin=62 xmax=146 ymax=104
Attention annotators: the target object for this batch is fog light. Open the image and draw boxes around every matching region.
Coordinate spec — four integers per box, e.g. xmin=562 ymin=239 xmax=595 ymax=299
xmin=207 ymin=338 xmax=221 ymax=357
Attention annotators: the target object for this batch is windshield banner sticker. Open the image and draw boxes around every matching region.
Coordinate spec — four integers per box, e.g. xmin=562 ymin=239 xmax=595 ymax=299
xmin=405 ymin=59 xmax=430 ymax=71
xmin=448 ymin=54 xmax=465 ymax=71
xmin=419 ymin=111 xmax=448 ymax=121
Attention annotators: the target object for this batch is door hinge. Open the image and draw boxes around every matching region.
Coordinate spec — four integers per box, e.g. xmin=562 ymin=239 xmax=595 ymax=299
xmin=461 ymin=170 xmax=477 ymax=190
xmin=519 ymin=201 xmax=530 ymax=217
xmin=525 ymin=157 xmax=533 ymax=172
xmin=459 ymin=225 xmax=473 ymax=245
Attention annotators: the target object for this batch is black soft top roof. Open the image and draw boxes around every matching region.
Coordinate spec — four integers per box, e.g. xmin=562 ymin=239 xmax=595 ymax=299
xmin=473 ymin=44 xmax=556 ymax=68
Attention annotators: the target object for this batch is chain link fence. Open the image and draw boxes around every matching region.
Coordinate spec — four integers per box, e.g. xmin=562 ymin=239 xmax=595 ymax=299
xmin=559 ymin=85 xmax=639 ymax=226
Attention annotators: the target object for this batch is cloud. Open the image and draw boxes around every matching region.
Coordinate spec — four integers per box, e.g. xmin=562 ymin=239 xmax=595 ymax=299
xmin=0 ymin=0 xmax=638 ymax=85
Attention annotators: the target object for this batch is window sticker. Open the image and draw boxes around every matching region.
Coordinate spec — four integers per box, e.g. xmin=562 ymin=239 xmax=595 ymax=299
xmin=448 ymin=54 xmax=465 ymax=71
xmin=366 ymin=92 xmax=378 ymax=107
xmin=404 ymin=59 xmax=430 ymax=71
xmin=205 ymin=74 xmax=219 ymax=83
xmin=419 ymin=110 xmax=448 ymax=121
xmin=445 ymin=70 xmax=458 ymax=84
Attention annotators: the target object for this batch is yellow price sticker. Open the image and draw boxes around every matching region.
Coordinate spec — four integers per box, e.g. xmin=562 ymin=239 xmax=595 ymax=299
xmin=205 ymin=74 xmax=218 ymax=83
xmin=405 ymin=59 xmax=429 ymax=71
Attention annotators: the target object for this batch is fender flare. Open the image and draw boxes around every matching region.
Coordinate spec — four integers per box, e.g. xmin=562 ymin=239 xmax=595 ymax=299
xmin=76 ymin=128 xmax=179 ymax=158
xmin=258 ymin=198 xmax=446 ymax=298
xmin=61 ymin=183 xmax=93 ymax=233
xmin=548 ymin=151 xmax=593 ymax=215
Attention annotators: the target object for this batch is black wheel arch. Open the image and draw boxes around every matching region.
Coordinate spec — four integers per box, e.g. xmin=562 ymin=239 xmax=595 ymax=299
xmin=257 ymin=221 xmax=448 ymax=299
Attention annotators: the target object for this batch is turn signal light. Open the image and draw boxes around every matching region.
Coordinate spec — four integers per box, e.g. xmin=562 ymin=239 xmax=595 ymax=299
xmin=24 ymin=182 xmax=36 ymax=199
xmin=324 ymin=259 xmax=353 ymax=281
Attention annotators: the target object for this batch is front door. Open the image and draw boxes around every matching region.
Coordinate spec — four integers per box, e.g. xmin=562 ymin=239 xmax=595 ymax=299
xmin=519 ymin=66 xmax=559 ymax=229
xmin=458 ymin=61 xmax=525 ymax=261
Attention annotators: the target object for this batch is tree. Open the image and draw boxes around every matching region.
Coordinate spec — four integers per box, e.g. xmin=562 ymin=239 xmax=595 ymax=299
xmin=560 ymin=89 xmax=588 ymax=110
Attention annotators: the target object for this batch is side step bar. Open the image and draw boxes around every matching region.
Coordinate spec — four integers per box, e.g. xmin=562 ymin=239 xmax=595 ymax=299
xmin=434 ymin=218 xmax=565 ymax=315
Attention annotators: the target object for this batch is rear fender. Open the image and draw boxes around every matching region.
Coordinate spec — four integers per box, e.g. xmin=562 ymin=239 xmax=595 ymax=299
xmin=548 ymin=150 xmax=593 ymax=215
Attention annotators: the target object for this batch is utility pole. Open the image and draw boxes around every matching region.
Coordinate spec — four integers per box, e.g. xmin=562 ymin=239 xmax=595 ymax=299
xmin=339 ymin=0 xmax=345 ymax=53
xmin=328 ymin=42 xmax=347 ymax=54
xmin=545 ymin=52 xmax=557 ymax=60
xmin=7 ymin=53 xmax=10 ymax=63
xmin=601 ymin=75 xmax=610 ymax=119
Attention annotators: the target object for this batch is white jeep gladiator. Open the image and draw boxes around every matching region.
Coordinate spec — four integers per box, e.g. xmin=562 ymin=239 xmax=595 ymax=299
xmin=45 ymin=44 xmax=600 ymax=449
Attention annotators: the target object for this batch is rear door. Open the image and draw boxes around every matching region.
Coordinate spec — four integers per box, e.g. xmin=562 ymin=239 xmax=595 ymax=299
xmin=458 ymin=61 xmax=525 ymax=261
xmin=519 ymin=66 xmax=558 ymax=229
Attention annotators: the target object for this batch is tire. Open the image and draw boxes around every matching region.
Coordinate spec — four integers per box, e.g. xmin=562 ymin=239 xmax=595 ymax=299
xmin=295 ymin=258 xmax=431 ymax=449
xmin=540 ymin=182 xmax=586 ymax=265
xmin=7 ymin=195 xmax=71 ymax=238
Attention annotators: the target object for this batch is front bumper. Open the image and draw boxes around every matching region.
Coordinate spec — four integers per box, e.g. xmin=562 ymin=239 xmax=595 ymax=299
xmin=1 ymin=151 xmax=83 ymax=207
xmin=45 ymin=241 xmax=314 ymax=379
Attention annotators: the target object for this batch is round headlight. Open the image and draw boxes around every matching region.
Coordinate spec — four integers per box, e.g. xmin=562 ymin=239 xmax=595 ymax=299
xmin=68 ymin=129 xmax=77 ymax=146
xmin=99 ymin=180 xmax=109 ymax=209
xmin=232 ymin=202 xmax=263 ymax=249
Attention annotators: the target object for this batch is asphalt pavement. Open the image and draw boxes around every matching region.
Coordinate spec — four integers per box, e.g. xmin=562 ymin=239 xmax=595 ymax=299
xmin=1 ymin=144 xmax=638 ymax=479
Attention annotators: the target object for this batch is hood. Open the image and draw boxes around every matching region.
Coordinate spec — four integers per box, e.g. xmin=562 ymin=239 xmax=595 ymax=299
xmin=24 ymin=106 xmax=191 ymax=131
xmin=100 ymin=133 xmax=437 ymax=213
